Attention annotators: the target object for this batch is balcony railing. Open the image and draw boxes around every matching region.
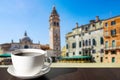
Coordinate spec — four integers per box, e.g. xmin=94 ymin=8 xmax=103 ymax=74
xmin=111 ymin=34 xmax=116 ymax=37
xmin=82 ymin=46 xmax=94 ymax=50
xmin=104 ymin=34 xmax=110 ymax=38
xmin=104 ymin=46 xmax=120 ymax=50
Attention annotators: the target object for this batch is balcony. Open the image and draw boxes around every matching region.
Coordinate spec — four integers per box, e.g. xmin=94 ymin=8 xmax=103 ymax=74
xmin=104 ymin=46 xmax=120 ymax=50
xmin=111 ymin=34 xmax=117 ymax=37
xmin=104 ymin=34 xmax=110 ymax=38
xmin=82 ymin=46 xmax=94 ymax=50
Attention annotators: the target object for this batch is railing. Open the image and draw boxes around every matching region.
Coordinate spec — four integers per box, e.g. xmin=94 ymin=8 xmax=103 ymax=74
xmin=82 ymin=46 xmax=94 ymax=50
xmin=104 ymin=34 xmax=110 ymax=38
xmin=104 ymin=46 xmax=120 ymax=50
xmin=111 ymin=34 xmax=116 ymax=37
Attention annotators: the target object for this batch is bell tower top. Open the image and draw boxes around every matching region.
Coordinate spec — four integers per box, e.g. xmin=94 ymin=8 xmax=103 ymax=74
xmin=50 ymin=6 xmax=59 ymax=17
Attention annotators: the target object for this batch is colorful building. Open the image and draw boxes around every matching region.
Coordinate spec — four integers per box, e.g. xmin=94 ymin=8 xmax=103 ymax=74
xmin=103 ymin=15 xmax=120 ymax=63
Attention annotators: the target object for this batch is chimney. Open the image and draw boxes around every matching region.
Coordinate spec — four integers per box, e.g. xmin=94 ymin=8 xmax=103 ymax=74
xmin=96 ymin=16 xmax=100 ymax=22
xmin=76 ymin=22 xmax=78 ymax=28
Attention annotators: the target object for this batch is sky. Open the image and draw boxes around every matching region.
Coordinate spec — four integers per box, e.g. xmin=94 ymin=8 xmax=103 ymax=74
xmin=0 ymin=0 xmax=120 ymax=48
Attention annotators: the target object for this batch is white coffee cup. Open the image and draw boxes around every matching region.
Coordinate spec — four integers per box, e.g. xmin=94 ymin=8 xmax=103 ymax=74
xmin=11 ymin=49 xmax=52 ymax=76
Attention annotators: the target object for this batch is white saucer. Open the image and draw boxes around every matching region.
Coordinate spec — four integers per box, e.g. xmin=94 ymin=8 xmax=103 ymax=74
xmin=7 ymin=65 xmax=50 ymax=79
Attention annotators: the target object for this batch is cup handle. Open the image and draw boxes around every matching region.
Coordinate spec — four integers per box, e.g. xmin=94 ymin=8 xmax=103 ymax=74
xmin=41 ymin=57 xmax=52 ymax=71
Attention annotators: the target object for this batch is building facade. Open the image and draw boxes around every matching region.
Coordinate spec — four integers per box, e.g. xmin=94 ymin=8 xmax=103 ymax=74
xmin=0 ymin=32 xmax=42 ymax=53
xmin=65 ymin=16 xmax=104 ymax=63
xmin=103 ymin=15 xmax=120 ymax=63
xmin=49 ymin=6 xmax=61 ymax=61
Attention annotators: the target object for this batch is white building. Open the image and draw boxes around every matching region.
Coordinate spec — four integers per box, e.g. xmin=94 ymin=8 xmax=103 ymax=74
xmin=66 ymin=16 xmax=104 ymax=63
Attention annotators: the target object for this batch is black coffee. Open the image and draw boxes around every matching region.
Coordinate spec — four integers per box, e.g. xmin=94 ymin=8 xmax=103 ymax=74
xmin=15 ymin=52 xmax=41 ymax=56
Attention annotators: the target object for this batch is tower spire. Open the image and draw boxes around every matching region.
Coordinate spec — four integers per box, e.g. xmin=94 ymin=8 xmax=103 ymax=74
xmin=50 ymin=6 xmax=59 ymax=17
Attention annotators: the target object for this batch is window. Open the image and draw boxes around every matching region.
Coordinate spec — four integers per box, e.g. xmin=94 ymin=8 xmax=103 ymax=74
xmin=100 ymin=37 xmax=104 ymax=44
xmin=92 ymin=39 xmax=96 ymax=46
xmin=89 ymin=39 xmax=91 ymax=46
xmin=79 ymin=41 xmax=81 ymax=47
xmin=92 ymin=50 xmax=96 ymax=54
xmin=73 ymin=52 xmax=75 ymax=55
xmin=82 ymin=40 xmax=84 ymax=46
xmin=105 ymin=57 xmax=108 ymax=59
xmin=105 ymin=41 xmax=108 ymax=48
xmin=85 ymin=27 xmax=88 ymax=31
xmin=85 ymin=40 xmax=88 ymax=46
xmin=72 ymin=42 xmax=76 ymax=48
xmin=105 ymin=22 xmax=108 ymax=27
xmin=111 ymin=50 xmax=116 ymax=54
xmin=112 ymin=40 xmax=115 ymax=47
xmin=66 ymin=53 xmax=69 ymax=56
xmin=112 ymin=57 xmax=115 ymax=63
xmin=93 ymin=24 xmax=95 ymax=27
xmin=101 ymin=57 xmax=103 ymax=62
xmin=66 ymin=44 xmax=68 ymax=49
xmin=57 ymin=22 xmax=59 ymax=26
xmin=83 ymin=51 xmax=86 ymax=56
xmin=79 ymin=51 xmax=81 ymax=55
xmin=53 ymin=22 xmax=56 ymax=26
xmin=111 ymin=21 xmax=116 ymax=26
xmin=111 ymin=29 xmax=116 ymax=36
xmin=100 ymin=49 xmax=104 ymax=53
xmin=105 ymin=51 xmax=108 ymax=54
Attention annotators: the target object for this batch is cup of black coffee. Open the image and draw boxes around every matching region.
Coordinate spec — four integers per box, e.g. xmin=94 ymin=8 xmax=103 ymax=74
xmin=11 ymin=49 xmax=52 ymax=76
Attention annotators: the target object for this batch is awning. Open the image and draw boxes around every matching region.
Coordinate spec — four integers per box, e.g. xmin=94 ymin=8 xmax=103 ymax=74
xmin=0 ymin=53 xmax=11 ymax=57
xmin=62 ymin=56 xmax=91 ymax=59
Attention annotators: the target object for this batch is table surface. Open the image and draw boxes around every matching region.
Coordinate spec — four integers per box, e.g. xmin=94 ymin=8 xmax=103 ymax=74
xmin=0 ymin=67 xmax=120 ymax=80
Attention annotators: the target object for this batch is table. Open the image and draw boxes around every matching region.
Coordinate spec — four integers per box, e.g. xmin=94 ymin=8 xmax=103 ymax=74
xmin=0 ymin=67 xmax=120 ymax=80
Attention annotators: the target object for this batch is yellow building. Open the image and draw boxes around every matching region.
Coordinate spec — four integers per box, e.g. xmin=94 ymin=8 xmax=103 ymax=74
xmin=61 ymin=46 xmax=66 ymax=57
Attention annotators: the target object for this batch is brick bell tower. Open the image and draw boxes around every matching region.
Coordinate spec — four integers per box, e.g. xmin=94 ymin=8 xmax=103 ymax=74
xmin=49 ymin=6 xmax=61 ymax=62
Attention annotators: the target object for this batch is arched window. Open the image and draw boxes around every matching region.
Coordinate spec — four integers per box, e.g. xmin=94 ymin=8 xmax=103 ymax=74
xmin=79 ymin=41 xmax=81 ymax=47
xmin=112 ymin=40 xmax=115 ymax=47
xmin=100 ymin=37 xmax=104 ymax=44
xmin=82 ymin=40 xmax=84 ymax=46
xmin=86 ymin=40 xmax=88 ymax=46
xmin=92 ymin=39 xmax=96 ymax=46
xmin=72 ymin=42 xmax=76 ymax=48
xmin=89 ymin=39 xmax=91 ymax=45
xmin=105 ymin=41 xmax=108 ymax=48
xmin=53 ymin=22 xmax=56 ymax=26
xmin=57 ymin=22 xmax=59 ymax=26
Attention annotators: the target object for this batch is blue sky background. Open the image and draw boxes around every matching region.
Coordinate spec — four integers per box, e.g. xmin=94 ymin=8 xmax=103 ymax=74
xmin=0 ymin=0 xmax=120 ymax=48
